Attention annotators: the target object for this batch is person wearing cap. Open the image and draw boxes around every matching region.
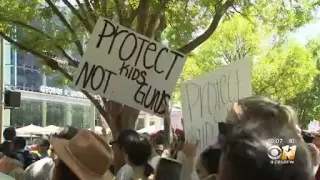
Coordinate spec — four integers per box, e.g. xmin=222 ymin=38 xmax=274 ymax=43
xmin=50 ymin=129 xmax=114 ymax=180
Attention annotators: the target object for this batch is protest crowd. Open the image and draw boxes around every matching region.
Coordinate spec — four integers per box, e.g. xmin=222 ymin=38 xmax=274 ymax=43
xmin=0 ymin=96 xmax=317 ymax=180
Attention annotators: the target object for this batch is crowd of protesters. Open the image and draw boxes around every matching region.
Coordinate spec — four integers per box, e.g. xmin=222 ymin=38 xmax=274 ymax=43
xmin=0 ymin=96 xmax=318 ymax=179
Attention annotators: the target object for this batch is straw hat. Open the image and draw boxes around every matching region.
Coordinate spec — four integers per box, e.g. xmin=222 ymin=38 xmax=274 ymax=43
xmin=50 ymin=130 xmax=114 ymax=180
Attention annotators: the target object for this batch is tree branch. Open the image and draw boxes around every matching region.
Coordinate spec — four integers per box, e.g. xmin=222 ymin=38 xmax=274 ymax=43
xmin=61 ymin=0 xmax=93 ymax=33
xmin=154 ymin=13 xmax=166 ymax=42
xmin=0 ymin=18 xmax=79 ymax=67
xmin=45 ymin=0 xmax=84 ymax=56
xmin=177 ymin=0 xmax=234 ymax=54
xmin=145 ymin=13 xmax=159 ymax=38
xmin=257 ymin=63 xmax=288 ymax=94
xmin=0 ymin=31 xmax=73 ymax=80
xmin=84 ymin=0 xmax=98 ymax=24
xmin=127 ymin=6 xmax=138 ymax=26
xmin=113 ymin=0 xmax=124 ymax=24
xmin=101 ymin=0 xmax=108 ymax=16
xmin=136 ymin=0 xmax=149 ymax=34
xmin=91 ymin=0 xmax=101 ymax=10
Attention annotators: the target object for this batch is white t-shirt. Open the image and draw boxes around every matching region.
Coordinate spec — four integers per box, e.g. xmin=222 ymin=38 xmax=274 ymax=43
xmin=23 ymin=157 xmax=55 ymax=180
xmin=115 ymin=156 xmax=161 ymax=180
xmin=0 ymin=173 xmax=14 ymax=180
xmin=176 ymin=151 xmax=199 ymax=180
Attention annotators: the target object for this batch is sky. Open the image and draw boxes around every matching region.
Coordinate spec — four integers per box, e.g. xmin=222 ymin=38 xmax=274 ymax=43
xmin=292 ymin=19 xmax=320 ymax=45
xmin=291 ymin=8 xmax=320 ymax=45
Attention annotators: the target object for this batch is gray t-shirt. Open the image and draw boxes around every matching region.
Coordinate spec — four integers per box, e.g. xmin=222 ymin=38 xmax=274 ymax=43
xmin=23 ymin=157 xmax=54 ymax=180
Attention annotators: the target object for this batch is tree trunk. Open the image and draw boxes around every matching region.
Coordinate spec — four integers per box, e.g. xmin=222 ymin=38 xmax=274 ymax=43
xmin=100 ymin=100 xmax=140 ymax=172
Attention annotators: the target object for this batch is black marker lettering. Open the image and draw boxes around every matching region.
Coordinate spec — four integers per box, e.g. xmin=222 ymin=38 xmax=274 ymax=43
xmin=154 ymin=90 xmax=170 ymax=115
xmin=134 ymin=83 xmax=146 ymax=105
xmin=219 ymin=75 xmax=227 ymax=105
xmin=143 ymin=87 xmax=161 ymax=110
xmin=165 ymin=51 xmax=184 ymax=80
xmin=127 ymin=66 xmax=134 ymax=79
xmin=134 ymin=83 xmax=170 ymax=115
xmin=96 ymin=19 xmax=128 ymax=54
xmin=74 ymin=61 xmax=117 ymax=93
xmin=119 ymin=33 xmax=138 ymax=61
xmin=131 ymin=69 xmax=140 ymax=81
xmin=139 ymin=71 xmax=147 ymax=85
xmin=90 ymin=66 xmax=105 ymax=91
xmin=96 ymin=19 xmax=115 ymax=48
xmin=75 ymin=62 xmax=95 ymax=88
xmin=103 ymin=70 xmax=117 ymax=93
xmin=135 ymin=37 xmax=150 ymax=66
xmin=119 ymin=62 xmax=148 ymax=85
xmin=154 ymin=48 xmax=167 ymax=74
xmin=143 ymin=42 xmax=157 ymax=69
xmin=119 ymin=62 xmax=130 ymax=76
xmin=185 ymin=83 xmax=200 ymax=123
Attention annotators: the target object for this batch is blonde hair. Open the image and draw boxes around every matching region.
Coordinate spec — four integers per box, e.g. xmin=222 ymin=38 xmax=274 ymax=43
xmin=234 ymin=96 xmax=298 ymax=130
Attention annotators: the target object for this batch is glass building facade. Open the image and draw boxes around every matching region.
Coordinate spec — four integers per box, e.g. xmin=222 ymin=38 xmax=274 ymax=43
xmin=1 ymin=36 xmax=99 ymax=129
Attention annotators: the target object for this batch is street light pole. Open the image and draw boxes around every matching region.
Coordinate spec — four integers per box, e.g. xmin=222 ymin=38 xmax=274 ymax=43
xmin=0 ymin=37 xmax=5 ymax=142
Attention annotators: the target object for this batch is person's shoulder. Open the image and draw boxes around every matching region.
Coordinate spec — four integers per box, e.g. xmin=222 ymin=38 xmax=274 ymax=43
xmin=115 ymin=164 xmax=133 ymax=179
xmin=24 ymin=158 xmax=54 ymax=175
xmin=150 ymin=156 xmax=161 ymax=169
xmin=0 ymin=172 xmax=15 ymax=180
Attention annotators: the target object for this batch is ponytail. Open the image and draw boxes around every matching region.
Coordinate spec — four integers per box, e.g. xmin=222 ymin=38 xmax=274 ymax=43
xmin=144 ymin=163 xmax=154 ymax=177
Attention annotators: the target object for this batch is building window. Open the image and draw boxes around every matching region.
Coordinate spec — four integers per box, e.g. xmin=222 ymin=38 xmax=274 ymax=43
xmin=150 ymin=121 xmax=155 ymax=126
xmin=136 ymin=118 xmax=144 ymax=130
xmin=95 ymin=108 xmax=102 ymax=126
xmin=46 ymin=102 xmax=65 ymax=126
xmin=11 ymin=99 xmax=42 ymax=127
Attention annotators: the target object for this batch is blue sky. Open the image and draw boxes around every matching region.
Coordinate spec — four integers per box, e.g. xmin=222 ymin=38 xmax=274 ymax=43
xmin=291 ymin=8 xmax=320 ymax=45
xmin=292 ymin=19 xmax=320 ymax=44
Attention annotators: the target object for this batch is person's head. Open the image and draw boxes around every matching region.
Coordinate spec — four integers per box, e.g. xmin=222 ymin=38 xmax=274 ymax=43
xmin=3 ymin=127 xmax=16 ymax=141
xmin=114 ymin=130 xmax=138 ymax=152
xmin=51 ymin=126 xmax=79 ymax=180
xmin=196 ymin=147 xmax=221 ymax=180
xmin=226 ymin=96 xmax=298 ymax=133
xmin=11 ymin=137 xmax=26 ymax=151
xmin=218 ymin=120 xmax=313 ymax=180
xmin=37 ymin=139 xmax=50 ymax=154
xmin=123 ymin=132 xmax=153 ymax=177
xmin=153 ymin=134 xmax=165 ymax=155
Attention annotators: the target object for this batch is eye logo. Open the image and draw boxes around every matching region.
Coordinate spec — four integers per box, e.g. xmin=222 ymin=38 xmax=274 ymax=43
xmin=267 ymin=145 xmax=297 ymax=161
xmin=267 ymin=145 xmax=282 ymax=160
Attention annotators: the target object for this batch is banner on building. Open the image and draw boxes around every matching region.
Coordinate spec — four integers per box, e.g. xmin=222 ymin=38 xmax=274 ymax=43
xmin=180 ymin=59 xmax=252 ymax=150
xmin=73 ymin=17 xmax=187 ymax=117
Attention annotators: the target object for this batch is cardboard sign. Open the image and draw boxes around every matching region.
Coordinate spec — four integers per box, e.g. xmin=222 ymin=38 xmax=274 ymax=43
xmin=180 ymin=59 xmax=252 ymax=150
xmin=73 ymin=17 xmax=187 ymax=117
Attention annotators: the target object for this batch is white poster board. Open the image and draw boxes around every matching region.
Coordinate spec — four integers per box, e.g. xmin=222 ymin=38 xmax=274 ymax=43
xmin=180 ymin=59 xmax=252 ymax=150
xmin=73 ymin=17 xmax=187 ymax=117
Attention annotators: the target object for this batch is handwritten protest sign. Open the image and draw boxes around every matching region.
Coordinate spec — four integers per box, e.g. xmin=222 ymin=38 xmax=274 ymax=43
xmin=73 ymin=17 xmax=187 ymax=117
xmin=180 ymin=59 xmax=252 ymax=150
